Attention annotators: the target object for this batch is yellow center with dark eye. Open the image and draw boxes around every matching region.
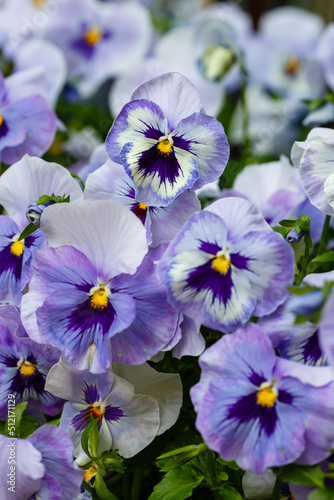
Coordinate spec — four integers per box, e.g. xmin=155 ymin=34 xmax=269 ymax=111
xmin=0 ymin=115 xmax=3 ymax=126
xmin=20 ymin=361 xmax=35 ymax=376
xmin=211 ymin=254 xmax=231 ymax=274
xmin=157 ymin=138 xmax=173 ymax=156
xmin=90 ymin=288 xmax=108 ymax=310
xmin=138 ymin=202 xmax=148 ymax=210
xmin=85 ymin=28 xmax=102 ymax=46
xmin=257 ymin=386 xmax=277 ymax=407
xmin=285 ymin=56 xmax=301 ymax=76
xmin=90 ymin=406 xmax=103 ymax=419
xmin=10 ymin=240 xmax=25 ymax=257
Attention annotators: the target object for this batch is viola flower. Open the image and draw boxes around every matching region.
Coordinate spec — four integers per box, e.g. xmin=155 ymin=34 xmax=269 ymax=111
xmin=106 ymin=72 xmax=229 ymax=207
xmin=0 ymin=306 xmax=63 ymax=419
xmin=0 ymin=215 xmax=44 ymax=305
xmin=0 ymin=70 xmax=57 ymax=164
xmin=21 ymin=200 xmax=178 ymax=370
xmin=44 ymin=0 xmax=152 ymax=96
xmin=45 ymin=357 xmax=182 ymax=463
xmin=291 ymin=127 xmax=334 ymax=216
xmin=191 ymin=323 xmax=334 ymax=473
xmin=0 ymin=425 xmax=84 ymax=500
xmin=0 ymin=154 xmax=84 ymax=231
xmin=232 ymin=155 xmax=304 ymax=226
xmin=158 ymin=197 xmax=295 ymax=332
xmin=84 ymin=158 xmax=200 ymax=246
xmin=245 ymin=6 xmax=324 ymax=100
xmin=258 ymin=306 xmax=327 ymax=367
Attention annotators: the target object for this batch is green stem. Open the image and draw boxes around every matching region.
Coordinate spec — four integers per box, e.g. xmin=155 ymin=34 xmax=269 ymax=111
xmin=131 ymin=466 xmax=144 ymax=500
xmin=318 ymin=214 xmax=331 ymax=255
xmin=296 ymin=244 xmax=310 ymax=286
xmin=122 ymin=473 xmax=131 ymax=500
xmin=240 ymin=69 xmax=249 ymax=148
xmin=271 ymin=475 xmax=282 ymax=500
xmin=207 ymin=452 xmax=223 ymax=500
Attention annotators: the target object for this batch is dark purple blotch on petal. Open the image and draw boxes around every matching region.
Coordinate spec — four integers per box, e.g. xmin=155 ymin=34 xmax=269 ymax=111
xmin=198 ymin=240 xmax=221 ymax=255
xmin=227 ymin=391 xmax=278 ymax=437
xmin=300 ymin=330 xmax=325 ymax=365
xmin=173 ymin=135 xmax=191 ymax=152
xmin=0 ymin=241 xmax=23 ymax=281
xmin=230 ymin=253 xmax=250 ymax=270
xmin=137 ymin=145 xmax=183 ymax=187
xmin=104 ymin=405 xmax=124 ymax=422
xmin=66 ymin=297 xmax=116 ymax=337
xmin=186 ymin=261 xmax=233 ymax=305
xmin=0 ymin=119 xmax=9 ymax=138
xmin=83 ymin=382 xmax=100 ymax=404
xmin=131 ymin=202 xmax=148 ymax=224
xmin=1 ymin=352 xmax=46 ymax=397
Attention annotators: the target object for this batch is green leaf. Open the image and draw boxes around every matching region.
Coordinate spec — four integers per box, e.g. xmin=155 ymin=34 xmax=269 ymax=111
xmin=94 ymin=472 xmax=119 ymax=500
xmin=279 ymin=219 xmax=297 ymax=228
xmin=217 ymin=470 xmax=229 ymax=481
xmin=217 ymin=457 xmax=240 ymax=471
xmin=37 ymin=194 xmax=53 ymax=205
xmin=307 ymin=251 xmax=334 ymax=274
xmin=148 ymin=467 xmax=204 ymax=500
xmin=18 ymin=414 xmax=39 ymax=438
xmin=81 ymin=415 xmax=99 ymax=459
xmin=19 ymin=223 xmax=39 ymax=240
xmin=218 ymin=484 xmax=243 ymax=499
xmin=5 ymin=401 xmax=28 ymax=437
xmin=279 ymin=464 xmax=324 ymax=487
xmin=308 ymin=489 xmax=334 ymax=500
xmin=45 ymin=418 xmax=61 ymax=426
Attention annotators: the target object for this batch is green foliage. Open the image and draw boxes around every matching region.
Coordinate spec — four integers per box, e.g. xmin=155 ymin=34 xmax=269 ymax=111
xmin=81 ymin=414 xmax=99 ymax=459
xmin=18 ymin=222 xmax=39 ymax=240
xmin=278 ymin=463 xmax=324 ymax=488
xmin=149 ymin=466 xmax=204 ymax=500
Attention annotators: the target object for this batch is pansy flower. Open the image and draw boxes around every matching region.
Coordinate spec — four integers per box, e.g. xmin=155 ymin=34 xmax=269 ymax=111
xmin=45 ymin=357 xmax=182 ymax=463
xmin=85 ymin=158 xmax=200 ymax=246
xmin=44 ymin=0 xmax=152 ymax=97
xmin=291 ymin=127 xmax=334 ymax=216
xmin=21 ymin=200 xmax=179 ymax=371
xmin=158 ymin=197 xmax=295 ymax=332
xmin=0 ymin=155 xmax=83 ymax=305
xmin=106 ymin=72 xmax=229 ymax=207
xmin=0 ymin=425 xmax=84 ymax=500
xmin=0 ymin=306 xmax=63 ymax=419
xmin=0 ymin=70 xmax=56 ymax=164
xmin=191 ymin=323 xmax=334 ymax=473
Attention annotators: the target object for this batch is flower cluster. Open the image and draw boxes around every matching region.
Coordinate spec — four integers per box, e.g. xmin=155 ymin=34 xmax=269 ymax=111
xmin=1 ymin=1 xmax=334 ymax=499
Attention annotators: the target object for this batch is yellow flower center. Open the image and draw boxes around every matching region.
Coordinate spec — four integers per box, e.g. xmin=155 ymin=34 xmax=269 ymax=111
xmin=157 ymin=137 xmax=173 ymax=156
xmin=285 ymin=56 xmax=301 ymax=76
xmin=10 ymin=239 xmax=25 ymax=257
xmin=90 ymin=406 xmax=103 ymax=419
xmin=85 ymin=28 xmax=102 ymax=46
xmin=90 ymin=288 xmax=109 ymax=310
xmin=138 ymin=202 xmax=148 ymax=210
xmin=0 ymin=115 xmax=3 ymax=126
xmin=32 ymin=0 xmax=45 ymax=6
xmin=211 ymin=254 xmax=231 ymax=274
xmin=19 ymin=361 xmax=35 ymax=376
xmin=84 ymin=464 xmax=98 ymax=483
xmin=257 ymin=385 xmax=277 ymax=407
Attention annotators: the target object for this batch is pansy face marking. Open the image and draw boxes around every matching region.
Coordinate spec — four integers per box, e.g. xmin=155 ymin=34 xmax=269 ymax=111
xmin=90 ymin=282 xmax=111 ymax=310
xmin=284 ymin=56 xmax=301 ymax=76
xmin=85 ymin=27 xmax=102 ymax=46
xmin=71 ymin=382 xmax=124 ymax=431
xmin=10 ymin=235 xmax=25 ymax=257
xmin=2 ymin=353 xmax=45 ymax=398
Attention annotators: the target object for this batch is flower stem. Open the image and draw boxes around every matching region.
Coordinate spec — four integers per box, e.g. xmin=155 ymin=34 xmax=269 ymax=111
xmin=271 ymin=475 xmax=282 ymax=500
xmin=318 ymin=214 xmax=331 ymax=255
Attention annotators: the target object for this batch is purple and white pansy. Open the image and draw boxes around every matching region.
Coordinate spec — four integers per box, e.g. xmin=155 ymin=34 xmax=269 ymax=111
xmin=84 ymin=158 xmax=201 ymax=246
xmin=191 ymin=323 xmax=334 ymax=473
xmin=45 ymin=357 xmax=182 ymax=463
xmin=0 ymin=307 xmax=63 ymax=419
xmin=21 ymin=200 xmax=179 ymax=371
xmin=159 ymin=197 xmax=295 ymax=332
xmin=106 ymin=72 xmax=230 ymax=207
